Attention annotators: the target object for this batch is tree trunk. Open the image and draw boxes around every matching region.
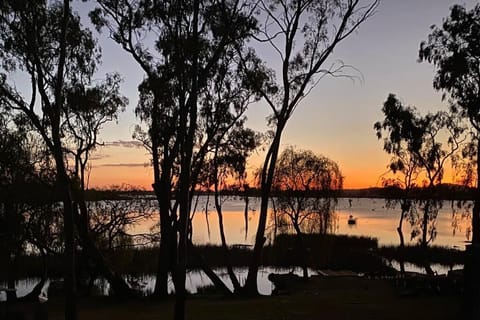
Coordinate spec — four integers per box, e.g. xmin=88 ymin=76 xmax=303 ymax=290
xmin=396 ymin=225 xmax=406 ymax=275
xmin=153 ymin=182 xmax=172 ymax=298
xmin=149 ymin=104 xmax=173 ymax=298
xmin=174 ymin=180 xmax=189 ymax=320
xmin=472 ymin=136 xmax=480 ymax=245
xmin=421 ymin=200 xmax=430 ymax=249
xmin=214 ymin=188 xmax=241 ymax=292
xmin=57 ymin=171 xmax=77 ymax=320
xmin=52 ymin=0 xmax=76 ymax=317
xmin=188 ymin=241 xmax=233 ymax=295
xmin=173 ymin=0 xmax=200 ymax=316
xmin=244 ymin=129 xmax=283 ymax=295
xmin=293 ymin=223 xmax=308 ymax=280
xmin=397 ymin=200 xmax=407 ymax=275
xmin=463 ymin=136 xmax=480 ymax=319
xmin=5 ymin=201 xmax=17 ymax=302
xmin=420 ymin=198 xmax=434 ymax=276
xmin=51 ymin=131 xmax=77 ymax=320
xmin=244 ymin=195 xmax=249 ymax=241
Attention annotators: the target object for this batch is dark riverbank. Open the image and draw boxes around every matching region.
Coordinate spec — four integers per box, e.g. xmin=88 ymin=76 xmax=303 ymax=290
xmin=80 ymin=183 xmax=477 ymax=201
xmin=41 ymin=276 xmax=462 ymax=320
xmin=4 ymin=182 xmax=475 ymax=202
xmin=0 ymin=234 xmax=464 ymax=280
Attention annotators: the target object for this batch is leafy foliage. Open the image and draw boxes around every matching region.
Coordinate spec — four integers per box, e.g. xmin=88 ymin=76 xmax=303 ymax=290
xmin=271 ymin=147 xmax=343 ymax=235
xmin=419 ymin=4 xmax=480 ymax=130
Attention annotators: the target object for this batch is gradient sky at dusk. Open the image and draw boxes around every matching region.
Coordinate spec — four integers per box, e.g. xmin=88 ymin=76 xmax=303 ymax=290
xmin=84 ymin=0 xmax=478 ymax=190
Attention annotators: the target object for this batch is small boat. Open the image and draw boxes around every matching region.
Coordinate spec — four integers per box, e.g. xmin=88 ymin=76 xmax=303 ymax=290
xmin=347 ymin=215 xmax=357 ymax=225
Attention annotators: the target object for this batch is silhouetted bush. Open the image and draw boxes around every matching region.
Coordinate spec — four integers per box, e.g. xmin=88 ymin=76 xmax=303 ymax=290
xmin=379 ymin=245 xmax=464 ymax=267
xmin=270 ymin=234 xmax=383 ymax=272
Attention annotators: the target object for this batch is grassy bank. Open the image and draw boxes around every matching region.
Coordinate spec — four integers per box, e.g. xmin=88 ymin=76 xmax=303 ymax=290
xmin=43 ymin=276 xmax=462 ymax=320
xmin=1 ymin=234 xmax=465 ymax=280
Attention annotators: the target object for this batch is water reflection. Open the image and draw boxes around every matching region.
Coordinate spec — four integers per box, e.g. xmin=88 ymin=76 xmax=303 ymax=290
xmin=134 ymin=197 xmax=472 ymax=248
xmin=1 ymin=267 xmax=316 ymax=300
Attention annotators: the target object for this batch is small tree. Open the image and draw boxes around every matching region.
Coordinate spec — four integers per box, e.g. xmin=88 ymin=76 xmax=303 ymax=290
xmin=375 ymin=94 xmax=464 ymax=273
xmin=0 ymin=114 xmax=36 ymax=300
xmin=418 ymin=4 xmax=480 ymax=316
xmin=271 ymin=147 xmax=343 ymax=279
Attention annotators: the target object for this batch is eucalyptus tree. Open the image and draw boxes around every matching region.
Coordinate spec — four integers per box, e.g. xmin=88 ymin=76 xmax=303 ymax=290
xmin=0 ymin=110 xmax=66 ymax=299
xmin=64 ymin=73 xmax=127 ymax=192
xmin=63 ymin=74 xmax=137 ymax=298
xmin=383 ymin=157 xmax=420 ymax=275
xmin=240 ymin=0 xmax=379 ymax=295
xmin=198 ymin=125 xmax=258 ymax=292
xmin=0 ymin=113 xmax=34 ymax=301
xmin=91 ymin=1 xmax=259 ymax=315
xmin=418 ymin=4 xmax=480 ymax=316
xmin=0 ymin=1 xmax=101 ymax=317
xmin=374 ymin=99 xmax=422 ymax=274
xmin=186 ymin=46 xmax=262 ymax=293
xmin=375 ymin=94 xmax=464 ymax=273
xmin=271 ymin=147 xmax=343 ymax=279
xmin=419 ymin=3 xmax=480 ymax=245
xmin=0 ymin=1 xmax=135 ymax=314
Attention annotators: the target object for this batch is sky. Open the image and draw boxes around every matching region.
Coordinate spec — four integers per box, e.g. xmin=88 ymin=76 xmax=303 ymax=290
xmin=82 ymin=0 xmax=479 ymax=190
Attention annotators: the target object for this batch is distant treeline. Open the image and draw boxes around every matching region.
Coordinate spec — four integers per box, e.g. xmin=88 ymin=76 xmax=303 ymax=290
xmin=90 ymin=183 xmax=477 ymax=201
xmin=1 ymin=182 xmax=476 ymax=203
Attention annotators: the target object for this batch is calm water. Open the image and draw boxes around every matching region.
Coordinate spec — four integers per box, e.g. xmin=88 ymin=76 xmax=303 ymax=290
xmin=0 ymin=267 xmax=315 ymax=301
xmin=3 ymin=197 xmax=471 ymax=300
xmin=133 ymin=196 xmax=472 ymax=249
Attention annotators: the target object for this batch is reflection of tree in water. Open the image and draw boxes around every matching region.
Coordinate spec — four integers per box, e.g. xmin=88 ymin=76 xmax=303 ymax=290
xmin=449 ymin=200 xmax=472 ymax=241
xmin=409 ymin=199 xmax=442 ymax=247
xmin=375 ymin=94 xmax=465 ymax=275
xmin=270 ymin=197 xmax=339 ymax=236
xmin=410 ymin=200 xmax=473 ymax=246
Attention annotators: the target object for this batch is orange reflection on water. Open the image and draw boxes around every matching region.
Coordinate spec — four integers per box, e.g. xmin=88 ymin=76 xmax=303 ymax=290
xmin=336 ymin=198 xmax=472 ymax=248
xmin=127 ymin=197 xmax=472 ymax=248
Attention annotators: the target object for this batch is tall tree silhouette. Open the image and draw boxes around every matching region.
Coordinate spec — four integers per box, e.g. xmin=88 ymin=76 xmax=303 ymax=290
xmin=377 ymin=151 xmax=420 ymax=274
xmin=91 ymin=1 xmax=258 ymax=316
xmin=418 ymin=4 xmax=480 ymax=317
xmin=375 ymin=94 xmax=464 ymax=273
xmin=0 ymin=112 xmax=36 ymax=301
xmin=240 ymin=0 xmax=379 ymax=295
xmin=64 ymin=74 xmax=137 ymax=298
xmin=0 ymin=1 xmax=101 ymax=318
xmin=198 ymin=125 xmax=258 ymax=292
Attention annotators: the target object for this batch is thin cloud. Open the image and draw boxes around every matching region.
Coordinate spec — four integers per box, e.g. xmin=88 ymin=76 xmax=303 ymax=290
xmin=98 ymin=162 xmax=150 ymax=168
xmin=90 ymin=154 xmax=110 ymax=161
xmin=66 ymin=153 xmax=109 ymax=160
xmin=103 ymin=140 xmax=144 ymax=148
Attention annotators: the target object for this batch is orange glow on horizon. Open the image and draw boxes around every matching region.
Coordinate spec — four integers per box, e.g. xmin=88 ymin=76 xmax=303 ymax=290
xmin=88 ymin=165 xmax=153 ymax=190
xmin=89 ymin=164 xmax=384 ymax=191
xmin=87 ymin=146 xmax=466 ymax=191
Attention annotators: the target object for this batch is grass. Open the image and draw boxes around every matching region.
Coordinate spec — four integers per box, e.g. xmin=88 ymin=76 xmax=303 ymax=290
xmin=45 ymin=276 xmax=462 ymax=320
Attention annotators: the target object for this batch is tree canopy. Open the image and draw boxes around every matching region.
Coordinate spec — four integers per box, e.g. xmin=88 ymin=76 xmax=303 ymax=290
xmin=419 ymin=4 xmax=480 ymax=130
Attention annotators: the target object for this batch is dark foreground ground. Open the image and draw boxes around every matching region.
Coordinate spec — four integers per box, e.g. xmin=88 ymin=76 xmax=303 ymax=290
xmin=42 ymin=276 xmax=461 ymax=320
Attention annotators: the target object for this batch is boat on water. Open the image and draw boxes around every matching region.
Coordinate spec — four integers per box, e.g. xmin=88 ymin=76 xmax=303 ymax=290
xmin=347 ymin=215 xmax=357 ymax=225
